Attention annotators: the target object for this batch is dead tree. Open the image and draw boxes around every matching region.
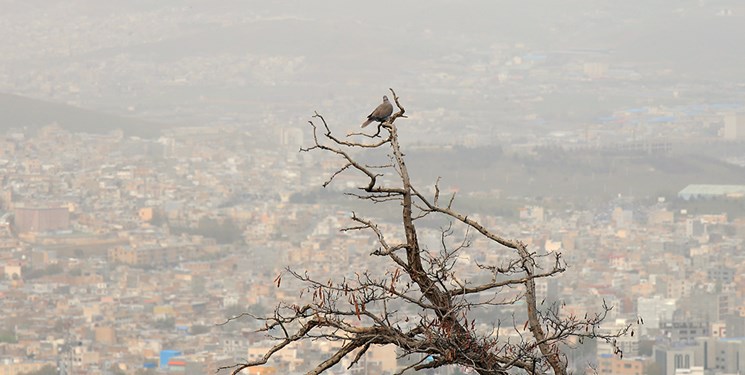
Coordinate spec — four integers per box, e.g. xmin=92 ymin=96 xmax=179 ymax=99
xmin=222 ymin=89 xmax=628 ymax=375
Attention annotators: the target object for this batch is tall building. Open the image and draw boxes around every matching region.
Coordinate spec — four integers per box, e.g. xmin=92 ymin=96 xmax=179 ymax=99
xmin=653 ymin=344 xmax=698 ymax=375
xmin=637 ymin=296 xmax=676 ymax=335
xmin=723 ymin=113 xmax=745 ymax=140
xmin=659 ymin=320 xmax=709 ymax=345
xmin=597 ymin=319 xmax=640 ymax=357
xmin=695 ymin=337 xmax=745 ymax=373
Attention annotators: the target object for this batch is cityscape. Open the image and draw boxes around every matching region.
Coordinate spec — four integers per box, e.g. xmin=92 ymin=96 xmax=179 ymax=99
xmin=2 ymin=1 xmax=745 ymax=375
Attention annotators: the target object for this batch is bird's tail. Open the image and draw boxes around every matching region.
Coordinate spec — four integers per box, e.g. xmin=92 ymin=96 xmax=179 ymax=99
xmin=361 ymin=119 xmax=373 ymax=128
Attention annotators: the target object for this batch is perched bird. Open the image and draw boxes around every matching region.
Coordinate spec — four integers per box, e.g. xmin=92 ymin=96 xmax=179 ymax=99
xmin=361 ymin=95 xmax=393 ymax=128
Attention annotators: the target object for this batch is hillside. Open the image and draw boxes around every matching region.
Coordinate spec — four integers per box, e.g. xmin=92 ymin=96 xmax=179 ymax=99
xmin=405 ymin=146 xmax=745 ymax=203
xmin=0 ymin=93 xmax=171 ymax=137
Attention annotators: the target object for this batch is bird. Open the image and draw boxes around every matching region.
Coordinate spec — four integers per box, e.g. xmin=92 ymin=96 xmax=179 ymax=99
xmin=361 ymin=95 xmax=393 ymax=128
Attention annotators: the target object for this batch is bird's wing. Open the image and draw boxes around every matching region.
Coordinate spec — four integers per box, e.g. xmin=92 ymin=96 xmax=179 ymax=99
xmin=369 ymin=102 xmax=393 ymax=120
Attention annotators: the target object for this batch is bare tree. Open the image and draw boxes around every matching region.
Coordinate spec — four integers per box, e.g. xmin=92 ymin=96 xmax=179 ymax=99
xmin=221 ymin=89 xmax=628 ymax=375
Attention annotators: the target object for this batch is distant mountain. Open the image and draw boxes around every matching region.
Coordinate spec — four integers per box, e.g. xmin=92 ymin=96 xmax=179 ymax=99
xmin=0 ymin=93 xmax=170 ymax=137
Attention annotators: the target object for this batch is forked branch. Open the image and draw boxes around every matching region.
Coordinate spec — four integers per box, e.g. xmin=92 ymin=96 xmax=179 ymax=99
xmin=226 ymin=90 xmax=627 ymax=375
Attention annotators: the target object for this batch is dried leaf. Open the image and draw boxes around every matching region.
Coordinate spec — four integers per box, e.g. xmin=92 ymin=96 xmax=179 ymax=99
xmin=353 ymin=295 xmax=361 ymax=320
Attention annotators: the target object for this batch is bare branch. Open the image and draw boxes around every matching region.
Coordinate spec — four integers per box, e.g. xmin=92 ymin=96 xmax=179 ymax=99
xmin=227 ymin=90 xmax=626 ymax=375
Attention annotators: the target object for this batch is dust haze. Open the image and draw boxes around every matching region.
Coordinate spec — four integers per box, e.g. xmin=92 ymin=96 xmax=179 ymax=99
xmin=1 ymin=1 xmax=745 ymax=374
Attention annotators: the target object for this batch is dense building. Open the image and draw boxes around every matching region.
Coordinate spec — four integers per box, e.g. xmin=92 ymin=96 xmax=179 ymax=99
xmin=13 ymin=205 xmax=69 ymax=233
xmin=596 ymin=355 xmax=645 ymax=375
xmin=108 ymin=245 xmax=202 ymax=266
xmin=0 ymin=361 xmax=55 ymax=375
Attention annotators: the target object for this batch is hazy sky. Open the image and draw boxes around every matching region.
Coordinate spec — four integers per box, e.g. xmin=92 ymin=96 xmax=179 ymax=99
xmin=2 ymin=0 xmax=744 ymax=138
